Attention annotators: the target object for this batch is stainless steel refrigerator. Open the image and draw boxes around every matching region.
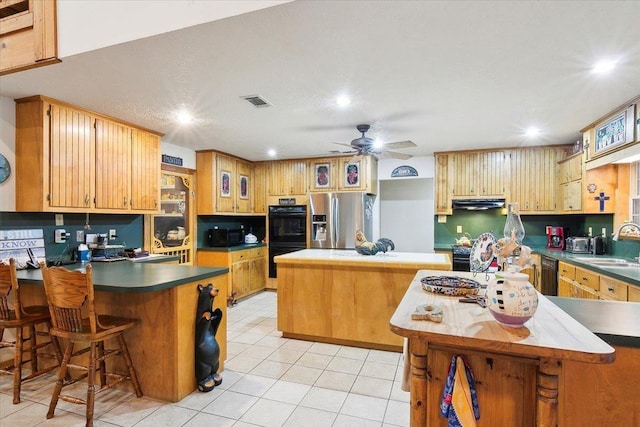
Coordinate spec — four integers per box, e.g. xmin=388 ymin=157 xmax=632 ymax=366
xmin=309 ymin=192 xmax=375 ymax=249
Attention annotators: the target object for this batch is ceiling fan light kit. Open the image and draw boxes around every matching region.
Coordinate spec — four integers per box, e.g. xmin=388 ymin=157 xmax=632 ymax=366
xmin=332 ymin=124 xmax=417 ymax=159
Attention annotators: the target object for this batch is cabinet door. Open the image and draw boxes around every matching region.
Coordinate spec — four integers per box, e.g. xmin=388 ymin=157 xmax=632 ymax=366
xmin=452 ymin=152 xmax=480 ymax=196
xmin=338 ymin=156 xmax=367 ymax=191
xmin=236 ymin=160 xmax=252 ymax=213
xmin=562 ymin=180 xmax=582 ymax=211
xmin=435 ymin=154 xmax=452 ymax=215
xmin=249 ymin=255 xmax=266 ymax=292
xmin=478 ymin=151 xmax=505 ymax=196
xmin=288 ymin=160 xmax=309 ymax=195
xmin=231 ymin=261 xmax=248 ymax=298
xmin=216 ymin=154 xmax=235 ymax=212
xmin=309 ymin=158 xmax=337 ymax=192
xmin=252 ymin=162 xmax=267 ymax=214
xmin=95 ymin=118 xmax=131 ymax=210
xmin=48 ymin=104 xmax=95 ymax=209
xmin=130 ymin=128 xmax=160 ymax=211
xmin=531 ymin=147 xmax=558 ymax=212
xmin=267 ymin=161 xmax=287 ymax=196
xmin=558 ymin=276 xmax=573 ymax=297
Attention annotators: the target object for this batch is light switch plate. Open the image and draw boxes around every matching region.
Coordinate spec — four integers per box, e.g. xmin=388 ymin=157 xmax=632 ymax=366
xmin=456 ymin=225 xmax=462 ymax=233
xmin=55 ymin=214 xmax=63 ymax=226
xmin=77 ymin=230 xmax=84 ymax=242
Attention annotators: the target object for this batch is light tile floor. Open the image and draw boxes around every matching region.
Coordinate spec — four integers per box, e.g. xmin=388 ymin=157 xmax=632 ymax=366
xmin=0 ymin=291 xmax=410 ymax=426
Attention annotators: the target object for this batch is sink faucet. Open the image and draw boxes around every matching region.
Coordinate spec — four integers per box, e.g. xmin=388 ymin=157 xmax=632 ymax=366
xmin=612 ymin=222 xmax=640 ymax=241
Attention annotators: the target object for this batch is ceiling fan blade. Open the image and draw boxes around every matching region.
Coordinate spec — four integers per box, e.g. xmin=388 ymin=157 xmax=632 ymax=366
xmin=384 ymin=140 xmax=416 ymax=149
xmin=378 ymin=151 xmax=412 ymax=160
xmin=332 ymin=142 xmax=355 ymax=148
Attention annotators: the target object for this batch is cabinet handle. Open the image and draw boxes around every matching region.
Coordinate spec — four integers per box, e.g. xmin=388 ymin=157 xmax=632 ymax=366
xmin=84 ymin=194 xmax=90 ymax=206
xmin=608 ymin=287 xmax=614 ymax=292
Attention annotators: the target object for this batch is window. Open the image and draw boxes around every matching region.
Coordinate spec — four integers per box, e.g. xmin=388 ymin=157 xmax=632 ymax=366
xmin=632 ymin=162 xmax=640 ymax=224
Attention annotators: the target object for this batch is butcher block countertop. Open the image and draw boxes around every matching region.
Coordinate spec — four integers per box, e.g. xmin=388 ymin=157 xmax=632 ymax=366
xmin=274 ymin=248 xmax=450 ymax=269
xmin=390 ymin=270 xmax=615 ymax=363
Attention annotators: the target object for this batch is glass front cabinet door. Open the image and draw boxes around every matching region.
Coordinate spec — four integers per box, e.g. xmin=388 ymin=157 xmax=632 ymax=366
xmin=146 ymin=168 xmax=194 ymax=264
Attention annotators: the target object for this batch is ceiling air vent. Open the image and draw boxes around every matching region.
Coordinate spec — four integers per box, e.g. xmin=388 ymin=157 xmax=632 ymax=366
xmin=241 ymin=95 xmax=272 ymax=108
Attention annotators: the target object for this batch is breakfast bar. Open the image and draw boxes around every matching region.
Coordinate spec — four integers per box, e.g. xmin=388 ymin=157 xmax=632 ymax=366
xmin=275 ymin=249 xmax=450 ymax=351
xmin=390 ymin=270 xmax=616 ymax=427
xmin=15 ymin=262 xmax=229 ymax=402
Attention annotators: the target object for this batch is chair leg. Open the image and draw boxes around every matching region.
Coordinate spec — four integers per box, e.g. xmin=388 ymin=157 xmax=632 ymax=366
xmin=13 ymin=326 xmax=24 ymax=404
xmin=98 ymin=341 xmax=106 ymax=387
xmin=117 ymin=334 xmax=143 ymax=398
xmin=29 ymin=324 xmax=38 ymax=373
xmin=87 ymin=342 xmax=97 ymax=427
xmin=47 ymin=341 xmax=73 ymax=419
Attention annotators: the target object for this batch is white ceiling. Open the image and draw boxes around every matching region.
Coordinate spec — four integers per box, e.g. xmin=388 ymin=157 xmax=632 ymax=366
xmin=1 ymin=1 xmax=640 ymax=162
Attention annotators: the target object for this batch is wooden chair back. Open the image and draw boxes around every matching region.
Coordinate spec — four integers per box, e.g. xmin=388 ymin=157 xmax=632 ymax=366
xmin=0 ymin=258 xmax=20 ymax=321
xmin=40 ymin=262 xmax=97 ymax=334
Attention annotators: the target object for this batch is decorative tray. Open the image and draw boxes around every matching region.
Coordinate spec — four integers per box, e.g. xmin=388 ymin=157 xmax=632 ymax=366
xmin=420 ymin=276 xmax=480 ymax=296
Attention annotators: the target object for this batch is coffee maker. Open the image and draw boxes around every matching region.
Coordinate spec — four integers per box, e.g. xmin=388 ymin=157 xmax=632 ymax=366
xmin=546 ymin=226 xmax=564 ymax=250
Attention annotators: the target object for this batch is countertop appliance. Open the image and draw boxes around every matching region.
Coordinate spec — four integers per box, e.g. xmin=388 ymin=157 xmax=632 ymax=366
xmin=590 ymin=236 xmax=606 ymax=255
xmin=451 ymin=243 xmax=473 ymax=272
xmin=309 ymin=192 xmax=375 ymax=249
xmin=546 ymin=226 xmax=564 ymax=250
xmin=268 ymin=205 xmax=307 ymax=278
xmin=565 ymin=237 xmax=590 ymax=254
xmin=207 ymin=227 xmax=244 ymax=247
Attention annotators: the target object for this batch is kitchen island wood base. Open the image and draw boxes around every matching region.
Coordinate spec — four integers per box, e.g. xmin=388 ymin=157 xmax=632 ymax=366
xmin=18 ymin=272 xmax=227 ymax=402
xmin=275 ymin=249 xmax=451 ymax=350
xmin=391 ymin=271 xmax=615 ymax=427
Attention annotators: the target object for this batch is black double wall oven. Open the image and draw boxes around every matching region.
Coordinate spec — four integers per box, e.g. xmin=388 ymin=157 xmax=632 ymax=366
xmin=268 ymin=205 xmax=307 ymax=278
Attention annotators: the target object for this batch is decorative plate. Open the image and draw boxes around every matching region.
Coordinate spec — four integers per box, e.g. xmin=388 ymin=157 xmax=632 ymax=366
xmin=420 ymin=276 xmax=480 ymax=296
xmin=470 ymin=232 xmax=497 ymax=272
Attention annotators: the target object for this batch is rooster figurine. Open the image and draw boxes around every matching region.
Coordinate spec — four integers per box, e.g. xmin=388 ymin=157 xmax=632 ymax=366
xmin=355 ymin=229 xmax=395 ymax=255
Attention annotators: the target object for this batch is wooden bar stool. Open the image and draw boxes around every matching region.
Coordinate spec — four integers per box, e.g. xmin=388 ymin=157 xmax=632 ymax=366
xmin=0 ymin=258 xmax=63 ymax=404
xmin=40 ymin=262 xmax=143 ymax=427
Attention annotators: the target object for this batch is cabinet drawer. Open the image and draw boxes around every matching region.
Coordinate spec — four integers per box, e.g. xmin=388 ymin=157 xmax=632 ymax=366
xmin=231 ymin=250 xmax=249 ymax=263
xmin=250 ymin=247 xmax=265 ymax=258
xmin=629 ymin=286 xmax=640 ymax=302
xmin=575 ymin=266 xmax=599 ymax=291
xmin=558 ymin=262 xmax=575 ymax=281
xmin=599 ymin=276 xmax=628 ymax=301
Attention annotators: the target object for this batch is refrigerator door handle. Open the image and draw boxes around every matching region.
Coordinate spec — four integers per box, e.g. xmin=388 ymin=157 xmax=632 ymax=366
xmin=332 ymin=195 xmax=339 ymax=245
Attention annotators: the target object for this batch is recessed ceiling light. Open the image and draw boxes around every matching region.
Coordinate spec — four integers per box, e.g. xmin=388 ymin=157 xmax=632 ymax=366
xmin=176 ymin=109 xmax=193 ymax=125
xmin=336 ymin=95 xmax=351 ymax=107
xmin=267 ymin=149 xmax=277 ymax=157
xmin=525 ymin=127 xmax=540 ymax=138
xmin=592 ymin=59 xmax=617 ymax=74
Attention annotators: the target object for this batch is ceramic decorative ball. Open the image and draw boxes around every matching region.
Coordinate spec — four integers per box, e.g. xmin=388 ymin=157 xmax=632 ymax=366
xmin=485 ymin=271 xmax=538 ymax=328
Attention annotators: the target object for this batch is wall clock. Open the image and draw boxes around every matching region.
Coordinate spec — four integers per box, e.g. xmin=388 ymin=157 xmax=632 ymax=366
xmin=0 ymin=153 xmax=11 ymax=183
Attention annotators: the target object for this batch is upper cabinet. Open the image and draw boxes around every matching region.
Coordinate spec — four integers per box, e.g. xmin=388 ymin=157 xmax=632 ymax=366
xmin=267 ymin=159 xmax=309 ymax=196
xmin=252 ymin=162 xmax=267 ymax=214
xmin=452 ymin=151 xmax=505 ymax=198
xmin=510 ymin=147 xmax=561 ymax=213
xmin=15 ymin=96 xmax=161 ymax=213
xmin=337 ymin=156 xmax=378 ymax=194
xmin=435 ymin=153 xmax=452 ymax=215
xmin=0 ymin=0 xmax=58 ymax=76
xmin=309 ymin=158 xmax=338 ymax=192
xmin=196 ymin=151 xmax=261 ymax=215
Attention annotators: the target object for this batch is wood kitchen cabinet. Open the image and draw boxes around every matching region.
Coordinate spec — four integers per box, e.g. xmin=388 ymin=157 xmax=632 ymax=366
xmin=434 ymin=153 xmax=452 ymax=215
xmin=557 ymin=261 xmax=636 ymax=301
xmin=252 ymin=162 xmax=267 ymax=214
xmin=337 ymin=155 xmax=378 ymax=194
xmin=509 ymin=147 xmax=560 ymax=213
xmin=15 ymin=95 xmax=161 ymax=213
xmin=196 ymin=151 xmax=258 ymax=214
xmin=599 ymin=275 xmax=628 ymax=301
xmin=452 ymin=150 xmax=505 ymax=198
xmin=0 ymin=0 xmax=58 ymax=76
xmin=197 ymin=247 xmax=266 ymax=300
xmin=309 ymin=158 xmax=338 ymax=192
xmin=267 ymin=159 xmax=309 ymax=196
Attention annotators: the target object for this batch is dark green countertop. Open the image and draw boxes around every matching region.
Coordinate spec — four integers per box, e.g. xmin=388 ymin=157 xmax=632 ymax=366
xmin=17 ymin=262 xmax=228 ymax=293
xmin=197 ymin=242 xmax=267 ymax=252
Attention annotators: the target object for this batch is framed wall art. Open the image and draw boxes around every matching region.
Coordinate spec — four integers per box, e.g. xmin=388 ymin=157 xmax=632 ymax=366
xmin=594 ymin=105 xmax=635 ymax=155
xmin=344 ymin=161 xmax=360 ymax=187
xmin=220 ymin=171 xmax=231 ymax=197
xmin=239 ymin=175 xmax=249 ymax=199
xmin=314 ymin=163 xmax=330 ymax=188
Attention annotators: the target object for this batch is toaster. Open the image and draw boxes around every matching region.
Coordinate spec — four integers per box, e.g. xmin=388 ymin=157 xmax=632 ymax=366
xmin=565 ymin=237 xmax=590 ymax=254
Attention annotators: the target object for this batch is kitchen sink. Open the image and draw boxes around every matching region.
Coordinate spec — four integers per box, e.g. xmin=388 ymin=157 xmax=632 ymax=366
xmin=572 ymin=257 xmax=639 ymax=268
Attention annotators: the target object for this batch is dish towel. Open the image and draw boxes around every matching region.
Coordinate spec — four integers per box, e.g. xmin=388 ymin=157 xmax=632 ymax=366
xmin=440 ymin=354 xmax=480 ymax=427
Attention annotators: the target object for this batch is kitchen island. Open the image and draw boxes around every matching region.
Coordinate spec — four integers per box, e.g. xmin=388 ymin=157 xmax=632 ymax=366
xmin=275 ymin=249 xmax=450 ymax=351
xmin=390 ymin=270 xmax=615 ymax=427
xmin=15 ymin=261 xmax=228 ymax=402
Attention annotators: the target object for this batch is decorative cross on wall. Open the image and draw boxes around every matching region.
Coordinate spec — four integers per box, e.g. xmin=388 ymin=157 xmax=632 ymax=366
xmin=594 ymin=191 xmax=610 ymax=212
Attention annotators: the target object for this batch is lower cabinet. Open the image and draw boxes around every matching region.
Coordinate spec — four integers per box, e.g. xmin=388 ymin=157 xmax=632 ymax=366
xmin=558 ymin=260 xmax=635 ymax=301
xmin=197 ymin=247 xmax=266 ymax=300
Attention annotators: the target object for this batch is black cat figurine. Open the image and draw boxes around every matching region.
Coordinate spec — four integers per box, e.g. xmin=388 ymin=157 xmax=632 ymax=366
xmin=195 ymin=283 xmax=223 ymax=392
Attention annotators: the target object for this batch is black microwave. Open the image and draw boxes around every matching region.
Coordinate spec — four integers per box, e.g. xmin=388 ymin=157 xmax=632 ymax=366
xmin=207 ymin=228 xmax=244 ymax=247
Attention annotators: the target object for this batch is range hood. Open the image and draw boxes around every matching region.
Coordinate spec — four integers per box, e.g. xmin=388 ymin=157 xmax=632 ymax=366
xmin=452 ymin=199 xmax=505 ymax=210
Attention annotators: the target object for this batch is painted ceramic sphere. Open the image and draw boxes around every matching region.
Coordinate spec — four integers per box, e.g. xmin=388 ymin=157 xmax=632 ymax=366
xmin=485 ymin=272 xmax=538 ymax=328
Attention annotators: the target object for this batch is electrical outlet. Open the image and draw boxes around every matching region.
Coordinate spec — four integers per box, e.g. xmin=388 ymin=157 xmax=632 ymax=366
xmin=602 ymin=227 xmax=606 ymax=237
xmin=456 ymin=225 xmax=462 ymax=233
xmin=76 ymin=230 xmax=85 ymax=242
xmin=109 ymin=229 xmax=117 ymax=240
xmin=55 ymin=214 xmax=64 ymax=226
xmin=54 ymin=229 xmax=67 ymax=244
xmin=588 ymin=227 xmax=592 ymax=237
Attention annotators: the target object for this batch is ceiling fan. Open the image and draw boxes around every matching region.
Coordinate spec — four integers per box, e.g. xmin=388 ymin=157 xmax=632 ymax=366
xmin=331 ymin=124 xmax=416 ymax=160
